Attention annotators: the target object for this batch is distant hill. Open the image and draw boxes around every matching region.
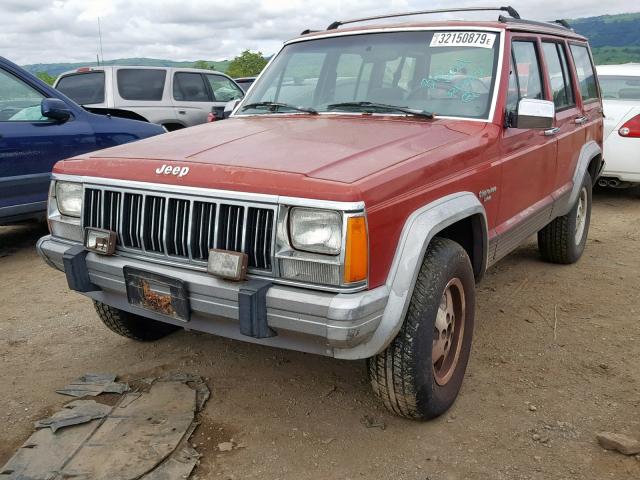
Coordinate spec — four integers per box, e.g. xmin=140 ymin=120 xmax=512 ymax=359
xmin=570 ymin=12 xmax=640 ymax=64
xmin=20 ymin=11 xmax=640 ymax=78
xmin=21 ymin=58 xmax=232 ymax=78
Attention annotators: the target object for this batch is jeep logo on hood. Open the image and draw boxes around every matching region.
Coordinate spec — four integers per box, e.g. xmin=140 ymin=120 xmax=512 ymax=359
xmin=155 ymin=164 xmax=190 ymax=178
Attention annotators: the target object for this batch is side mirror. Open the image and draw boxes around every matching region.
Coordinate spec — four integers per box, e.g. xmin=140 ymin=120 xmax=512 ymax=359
xmin=41 ymin=98 xmax=72 ymax=122
xmin=224 ymin=99 xmax=241 ymax=117
xmin=513 ymin=98 xmax=555 ymax=129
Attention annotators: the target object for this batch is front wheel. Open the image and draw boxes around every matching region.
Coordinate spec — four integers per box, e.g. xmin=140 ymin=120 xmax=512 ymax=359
xmin=538 ymin=172 xmax=592 ymax=264
xmin=367 ymin=237 xmax=476 ymax=420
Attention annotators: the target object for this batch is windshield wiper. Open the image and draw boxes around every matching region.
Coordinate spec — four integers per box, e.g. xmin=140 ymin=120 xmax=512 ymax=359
xmin=241 ymin=101 xmax=318 ymax=115
xmin=326 ymin=101 xmax=433 ymax=119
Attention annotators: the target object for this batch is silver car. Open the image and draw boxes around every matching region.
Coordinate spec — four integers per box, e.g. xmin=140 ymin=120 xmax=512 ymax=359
xmin=54 ymin=66 xmax=244 ymax=130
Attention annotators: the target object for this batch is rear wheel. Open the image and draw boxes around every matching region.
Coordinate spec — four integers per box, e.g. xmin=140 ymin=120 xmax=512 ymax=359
xmin=93 ymin=301 xmax=179 ymax=341
xmin=538 ymin=172 xmax=592 ymax=264
xmin=367 ymin=238 xmax=475 ymax=420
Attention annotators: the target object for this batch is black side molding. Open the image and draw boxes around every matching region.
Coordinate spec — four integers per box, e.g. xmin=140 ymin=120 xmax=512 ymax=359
xmin=63 ymin=245 xmax=100 ymax=293
xmin=238 ymin=279 xmax=275 ymax=339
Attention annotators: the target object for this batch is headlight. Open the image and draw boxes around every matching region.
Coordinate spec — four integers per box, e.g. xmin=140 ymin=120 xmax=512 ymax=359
xmin=289 ymin=208 xmax=342 ymax=255
xmin=55 ymin=181 xmax=83 ymax=217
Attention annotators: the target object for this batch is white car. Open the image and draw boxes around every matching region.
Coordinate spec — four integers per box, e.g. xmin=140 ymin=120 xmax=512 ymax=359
xmin=54 ymin=66 xmax=244 ymax=131
xmin=596 ymin=63 xmax=640 ymax=187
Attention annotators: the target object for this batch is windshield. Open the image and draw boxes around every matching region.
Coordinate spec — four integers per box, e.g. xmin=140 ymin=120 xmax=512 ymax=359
xmin=599 ymin=75 xmax=640 ymax=100
xmin=238 ymin=30 xmax=500 ymax=119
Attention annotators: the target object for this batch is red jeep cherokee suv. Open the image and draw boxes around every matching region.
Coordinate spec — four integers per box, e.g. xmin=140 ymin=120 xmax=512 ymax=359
xmin=38 ymin=7 xmax=604 ymax=420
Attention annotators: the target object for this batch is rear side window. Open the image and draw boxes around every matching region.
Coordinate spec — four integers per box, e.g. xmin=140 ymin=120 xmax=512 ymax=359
xmin=569 ymin=45 xmax=598 ymax=101
xmin=542 ymin=42 xmax=575 ymax=109
xmin=117 ymin=69 xmax=166 ymax=101
xmin=57 ymin=72 xmax=105 ymax=105
xmin=511 ymin=41 xmax=544 ymax=101
xmin=173 ymin=73 xmax=210 ymax=101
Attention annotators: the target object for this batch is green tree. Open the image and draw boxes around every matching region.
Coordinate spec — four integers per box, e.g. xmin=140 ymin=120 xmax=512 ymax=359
xmin=36 ymin=72 xmax=56 ymax=85
xmin=192 ymin=60 xmax=214 ymax=70
xmin=225 ymin=50 xmax=267 ymax=78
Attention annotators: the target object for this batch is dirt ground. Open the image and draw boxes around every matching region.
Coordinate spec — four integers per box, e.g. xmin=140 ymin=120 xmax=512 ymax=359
xmin=1 ymin=187 xmax=639 ymax=480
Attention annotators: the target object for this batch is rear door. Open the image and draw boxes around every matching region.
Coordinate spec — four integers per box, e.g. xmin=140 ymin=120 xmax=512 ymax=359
xmin=0 ymin=65 xmax=95 ymax=220
xmin=497 ymin=38 xmax=558 ymax=240
xmin=539 ymin=39 xmax=585 ymax=194
xmin=568 ymin=43 xmax=604 ymax=157
xmin=171 ymin=72 xmax=213 ymax=126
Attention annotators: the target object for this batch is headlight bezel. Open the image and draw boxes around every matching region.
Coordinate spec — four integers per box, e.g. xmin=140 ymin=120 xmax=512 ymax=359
xmin=288 ymin=207 xmax=343 ymax=256
xmin=55 ymin=181 xmax=83 ymax=218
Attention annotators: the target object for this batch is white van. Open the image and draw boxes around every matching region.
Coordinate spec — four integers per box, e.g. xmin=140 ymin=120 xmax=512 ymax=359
xmin=55 ymin=66 xmax=244 ymax=130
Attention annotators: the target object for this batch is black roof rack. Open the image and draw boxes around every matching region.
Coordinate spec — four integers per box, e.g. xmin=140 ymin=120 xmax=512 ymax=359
xmin=554 ymin=19 xmax=572 ymax=29
xmin=326 ymin=6 xmax=520 ymax=30
xmin=498 ymin=15 xmax=574 ymax=32
xmin=300 ymin=29 xmax=321 ymax=35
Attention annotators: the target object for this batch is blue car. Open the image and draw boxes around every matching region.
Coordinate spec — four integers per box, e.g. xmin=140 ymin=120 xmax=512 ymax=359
xmin=0 ymin=56 xmax=164 ymax=225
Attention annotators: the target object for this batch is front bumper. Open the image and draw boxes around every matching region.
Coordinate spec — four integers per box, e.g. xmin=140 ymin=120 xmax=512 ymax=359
xmin=37 ymin=235 xmax=388 ymax=358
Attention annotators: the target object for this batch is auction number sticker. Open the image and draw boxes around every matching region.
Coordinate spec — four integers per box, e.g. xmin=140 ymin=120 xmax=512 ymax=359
xmin=430 ymin=31 xmax=496 ymax=49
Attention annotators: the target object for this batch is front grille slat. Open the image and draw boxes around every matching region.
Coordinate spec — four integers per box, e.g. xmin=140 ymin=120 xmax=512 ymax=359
xmin=83 ymin=187 xmax=274 ymax=272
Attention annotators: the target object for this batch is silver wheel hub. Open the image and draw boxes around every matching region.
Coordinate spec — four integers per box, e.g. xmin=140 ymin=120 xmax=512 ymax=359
xmin=574 ymin=187 xmax=588 ymax=245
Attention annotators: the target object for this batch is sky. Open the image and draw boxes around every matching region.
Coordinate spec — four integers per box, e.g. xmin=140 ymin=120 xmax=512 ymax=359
xmin=1 ymin=0 xmax=637 ymax=65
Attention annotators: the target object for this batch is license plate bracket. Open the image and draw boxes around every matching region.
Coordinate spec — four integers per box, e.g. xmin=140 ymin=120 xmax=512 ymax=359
xmin=124 ymin=267 xmax=190 ymax=322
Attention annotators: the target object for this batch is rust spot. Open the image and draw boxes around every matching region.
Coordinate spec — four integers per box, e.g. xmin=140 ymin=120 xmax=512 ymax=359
xmin=141 ymin=280 xmax=175 ymax=316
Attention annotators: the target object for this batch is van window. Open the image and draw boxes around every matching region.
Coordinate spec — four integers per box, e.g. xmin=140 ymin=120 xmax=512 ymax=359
xmin=542 ymin=42 xmax=575 ymax=109
xmin=204 ymin=74 xmax=243 ymax=102
xmin=117 ymin=69 xmax=166 ymax=101
xmin=57 ymin=72 xmax=105 ymax=105
xmin=173 ymin=73 xmax=210 ymax=102
xmin=569 ymin=45 xmax=598 ymax=101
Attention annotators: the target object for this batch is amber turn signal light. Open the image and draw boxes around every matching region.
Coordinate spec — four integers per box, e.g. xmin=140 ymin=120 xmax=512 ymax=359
xmin=344 ymin=216 xmax=368 ymax=284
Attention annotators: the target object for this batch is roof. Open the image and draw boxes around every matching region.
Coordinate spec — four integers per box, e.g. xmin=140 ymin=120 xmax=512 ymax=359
xmin=293 ymin=19 xmax=587 ymax=43
xmin=58 ymin=65 xmax=227 ymax=76
xmin=596 ymin=63 xmax=640 ymax=76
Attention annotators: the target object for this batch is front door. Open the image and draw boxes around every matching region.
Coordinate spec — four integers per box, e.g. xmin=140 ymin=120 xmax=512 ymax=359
xmin=496 ymin=38 xmax=558 ymax=251
xmin=0 ymin=67 xmax=94 ymax=221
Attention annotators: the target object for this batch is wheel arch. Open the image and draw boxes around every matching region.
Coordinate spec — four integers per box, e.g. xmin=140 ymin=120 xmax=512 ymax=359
xmin=557 ymin=141 xmax=602 ymax=216
xmin=333 ymin=192 xmax=487 ymax=360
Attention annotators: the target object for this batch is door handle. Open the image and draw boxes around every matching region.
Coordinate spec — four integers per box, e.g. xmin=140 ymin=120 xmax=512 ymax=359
xmin=544 ymin=127 xmax=560 ymax=136
xmin=178 ymin=110 xmax=186 ymax=115
xmin=574 ymin=116 xmax=588 ymax=125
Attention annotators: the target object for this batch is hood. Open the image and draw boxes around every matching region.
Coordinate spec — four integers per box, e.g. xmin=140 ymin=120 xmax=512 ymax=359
xmin=64 ymin=116 xmax=481 ymax=182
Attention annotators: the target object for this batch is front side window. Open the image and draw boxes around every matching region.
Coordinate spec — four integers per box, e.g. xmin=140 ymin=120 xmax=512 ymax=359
xmin=0 ymin=68 xmax=46 ymax=121
xmin=117 ymin=69 xmax=166 ymax=101
xmin=599 ymin=75 xmax=640 ymax=100
xmin=205 ymin=74 xmax=243 ymax=102
xmin=57 ymin=72 xmax=105 ymax=105
xmin=511 ymin=41 xmax=544 ymax=101
xmin=239 ymin=31 xmax=501 ymax=119
xmin=542 ymin=42 xmax=575 ymax=109
xmin=173 ymin=73 xmax=210 ymax=102
xmin=569 ymin=44 xmax=598 ymax=101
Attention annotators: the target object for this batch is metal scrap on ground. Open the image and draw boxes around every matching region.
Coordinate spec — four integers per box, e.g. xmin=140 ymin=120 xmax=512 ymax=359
xmin=1 ymin=373 xmax=210 ymax=480
xmin=55 ymin=373 xmax=129 ymax=397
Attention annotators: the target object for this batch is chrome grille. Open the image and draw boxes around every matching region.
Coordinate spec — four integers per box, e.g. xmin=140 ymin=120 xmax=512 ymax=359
xmin=83 ymin=187 xmax=275 ymax=272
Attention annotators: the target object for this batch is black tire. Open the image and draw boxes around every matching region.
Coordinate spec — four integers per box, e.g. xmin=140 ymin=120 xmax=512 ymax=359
xmin=367 ymin=237 xmax=475 ymax=420
xmin=93 ymin=301 xmax=180 ymax=341
xmin=538 ymin=172 xmax=592 ymax=264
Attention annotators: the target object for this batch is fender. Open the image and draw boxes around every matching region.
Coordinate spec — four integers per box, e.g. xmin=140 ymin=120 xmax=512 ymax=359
xmin=556 ymin=140 xmax=602 ymax=216
xmin=333 ymin=192 xmax=487 ymax=360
